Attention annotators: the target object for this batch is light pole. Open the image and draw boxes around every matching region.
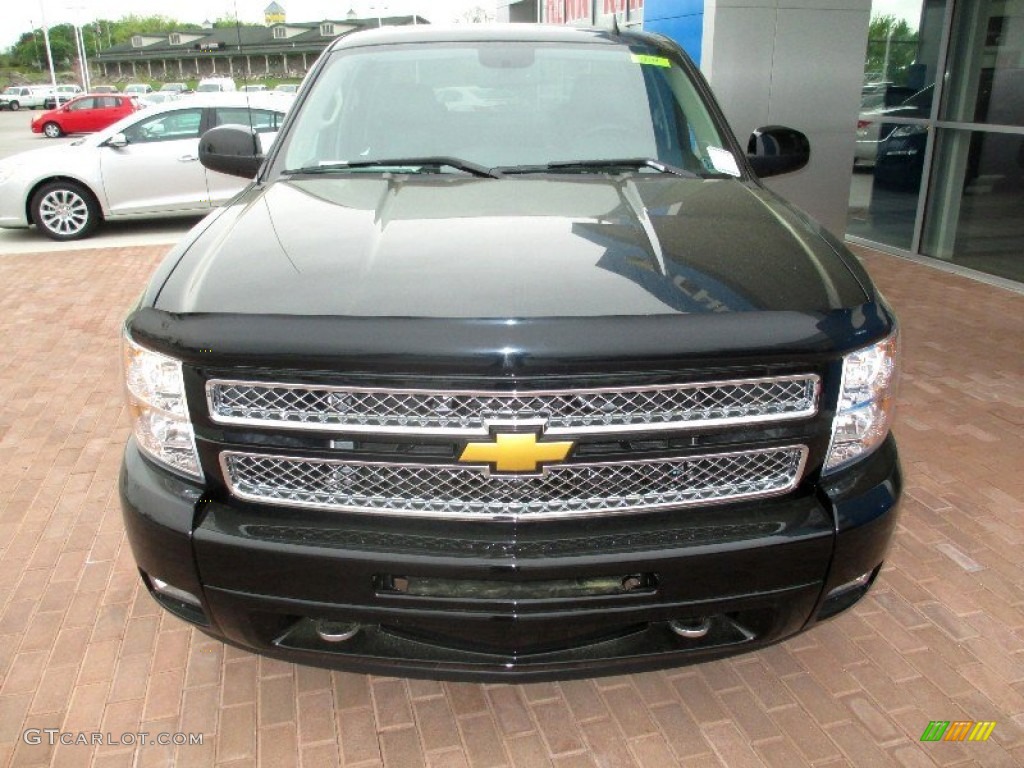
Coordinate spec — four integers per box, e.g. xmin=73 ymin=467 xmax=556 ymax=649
xmin=39 ymin=0 xmax=58 ymax=90
xmin=369 ymin=4 xmax=389 ymax=27
xmin=66 ymin=4 xmax=91 ymax=91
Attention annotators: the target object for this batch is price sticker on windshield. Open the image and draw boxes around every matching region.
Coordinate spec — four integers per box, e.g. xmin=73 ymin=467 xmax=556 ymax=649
xmin=630 ymin=53 xmax=671 ymax=68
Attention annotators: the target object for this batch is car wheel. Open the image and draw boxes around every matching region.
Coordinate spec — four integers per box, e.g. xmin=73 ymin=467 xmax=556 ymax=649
xmin=42 ymin=122 xmax=63 ymax=138
xmin=30 ymin=181 xmax=100 ymax=241
xmin=9 ymin=101 xmax=19 ymax=111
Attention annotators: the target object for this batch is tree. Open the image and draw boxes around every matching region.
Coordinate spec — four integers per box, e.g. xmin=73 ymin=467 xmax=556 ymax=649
xmin=864 ymin=14 xmax=920 ymax=86
xmin=459 ymin=7 xmax=494 ymax=23
xmin=2 ymin=15 xmax=204 ymax=75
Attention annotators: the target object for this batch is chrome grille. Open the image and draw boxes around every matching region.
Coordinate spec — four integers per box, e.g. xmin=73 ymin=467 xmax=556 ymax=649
xmin=220 ymin=446 xmax=807 ymax=521
xmin=207 ymin=376 xmax=819 ymax=436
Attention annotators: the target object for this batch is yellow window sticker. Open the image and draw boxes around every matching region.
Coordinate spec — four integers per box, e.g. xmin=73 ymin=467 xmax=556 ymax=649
xmin=630 ymin=53 xmax=671 ymax=68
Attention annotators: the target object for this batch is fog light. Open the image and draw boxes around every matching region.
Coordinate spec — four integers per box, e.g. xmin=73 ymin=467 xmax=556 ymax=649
xmin=826 ymin=570 xmax=873 ymax=600
xmin=818 ymin=567 xmax=879 ymax=620
xmin=151 ymin=577 xmax=202 ymax=607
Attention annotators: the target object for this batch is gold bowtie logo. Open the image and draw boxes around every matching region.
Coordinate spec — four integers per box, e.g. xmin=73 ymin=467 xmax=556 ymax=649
xmin=459 ymin=432 xmax=574 ymax=474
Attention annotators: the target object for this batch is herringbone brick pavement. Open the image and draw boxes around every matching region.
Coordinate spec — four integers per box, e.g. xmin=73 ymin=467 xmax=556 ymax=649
xmin=0 ymin=244 xmax=1020 ymax=767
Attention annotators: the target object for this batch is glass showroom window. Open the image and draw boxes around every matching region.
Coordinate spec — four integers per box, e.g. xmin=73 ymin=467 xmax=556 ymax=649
xmin=848 ymin=0 xmax=1024 ymax=285
xmin=847 ymin=0 xmax=946 ymax=251
xmin=921 ymin=3 xmax=1024 ymax=283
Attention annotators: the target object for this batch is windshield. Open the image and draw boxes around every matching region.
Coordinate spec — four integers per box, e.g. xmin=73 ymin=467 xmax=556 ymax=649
xmin=197 ymin=84 xmax=222 ymax=92
xmin=277 ymin=42 xmax=737 ymax=176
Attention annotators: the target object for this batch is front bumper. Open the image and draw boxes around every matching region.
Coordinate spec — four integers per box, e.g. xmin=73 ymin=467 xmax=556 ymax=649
xmin=120 ymin=435 xmax=901 ymax=681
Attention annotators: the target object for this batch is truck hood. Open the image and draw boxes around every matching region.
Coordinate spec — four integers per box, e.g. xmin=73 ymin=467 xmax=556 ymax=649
xmin=155 ymin=175 xmax=867 ymax=317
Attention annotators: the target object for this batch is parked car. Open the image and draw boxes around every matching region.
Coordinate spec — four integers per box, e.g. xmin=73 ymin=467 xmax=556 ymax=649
xmin=0 ymin=93 xmax=290 ymax=239
xmin=31 ymin=94 xmax=140 ymax=138
xmin=240 ymin=84 xmax=268 ymax=92
xmin=116 ymin=26 xmax=902 ymax=681
xmin=0 ymin=85 xmax=50 ymax=110
xmin=160 ymin=82 xmax=188 ymax=94
xmin=271 ymin=83 xmax=299 ymax=94
xmin=124 ymin=83 xmax=154 ymax=95
xmin=43 ymin=85 xmax=85 ymax=110
xmin=855 ymin=84 xmax=931 ymax=168
xmin=137 ymin=92 xmax=181 ymax=107
xmin=92 ymin=85 xmax=120 ymax=94
xmin=196 ymin=77 xmax=237 ymax=92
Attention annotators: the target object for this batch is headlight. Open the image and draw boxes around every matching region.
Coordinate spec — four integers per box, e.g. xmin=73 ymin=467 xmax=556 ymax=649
xmin=123 ymin=333 xmax=202 ymax=479
xmin=824 ymin=331 xmax=899 ymax=473
xmin=890 ymin=125 xmax=926 ymax=138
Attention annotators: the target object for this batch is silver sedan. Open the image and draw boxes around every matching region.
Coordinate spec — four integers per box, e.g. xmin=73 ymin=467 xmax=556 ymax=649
xmin=0 ymin=93 xmax=292 ymax=240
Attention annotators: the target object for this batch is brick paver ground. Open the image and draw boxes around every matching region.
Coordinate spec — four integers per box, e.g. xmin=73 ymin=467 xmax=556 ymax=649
xmin=0 ymin=243 xmax=1021 ymax=768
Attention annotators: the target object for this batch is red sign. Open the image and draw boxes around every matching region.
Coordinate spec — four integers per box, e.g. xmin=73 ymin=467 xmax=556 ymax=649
xmin=545 ymin=0 xmax=644 ymax=25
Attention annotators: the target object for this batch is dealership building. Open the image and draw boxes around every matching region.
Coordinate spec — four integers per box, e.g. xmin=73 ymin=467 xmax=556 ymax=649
xmin=91 ymin=12 xmax=426 ymax=83
xmin=500 ymin=0 xmax=1024 ymax=287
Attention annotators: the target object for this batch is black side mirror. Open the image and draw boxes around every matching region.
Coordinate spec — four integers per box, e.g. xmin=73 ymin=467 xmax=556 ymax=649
xmin=199 ymin=125 xmax=263 ymax=178
xmin=747 ymin=125 xmax=810 ymax=178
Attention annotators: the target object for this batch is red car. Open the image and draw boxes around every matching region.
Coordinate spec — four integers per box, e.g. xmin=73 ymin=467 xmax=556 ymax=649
xmin=31 ymin=94 xmax=139 ymax=138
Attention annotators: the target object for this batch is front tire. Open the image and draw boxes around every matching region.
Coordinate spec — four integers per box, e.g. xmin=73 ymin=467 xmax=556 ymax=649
xmin=8 ymin=101 xmax=19 ymax=111
xmin=31 ymin=181 xmax=100 ymax=241
xmin=42 ymin=122 xmax=63 ymax=138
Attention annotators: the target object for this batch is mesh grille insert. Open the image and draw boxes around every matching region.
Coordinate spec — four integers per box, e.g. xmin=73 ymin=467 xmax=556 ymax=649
xmin=207 ymin=376 xmax=819 ymax=436
xmin=221 ymin=446 xmax=807 ymax=521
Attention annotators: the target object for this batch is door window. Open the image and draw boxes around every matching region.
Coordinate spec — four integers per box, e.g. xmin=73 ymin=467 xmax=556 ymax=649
xmin=213 ymin=108 xmax=284 ymax=133
xmin=122 ymin=108 xmax=204 ymax=144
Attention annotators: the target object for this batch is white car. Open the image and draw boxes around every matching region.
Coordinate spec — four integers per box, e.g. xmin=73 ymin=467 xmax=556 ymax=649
xmin=0 ymin=93 xmax=290 ymax=240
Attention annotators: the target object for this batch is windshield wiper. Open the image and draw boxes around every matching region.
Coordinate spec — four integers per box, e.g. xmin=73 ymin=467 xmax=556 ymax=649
xmin=285 ymin=157 xmax=500 ymax=179
xmin=498 ymin=158 xmax=707 ymax=178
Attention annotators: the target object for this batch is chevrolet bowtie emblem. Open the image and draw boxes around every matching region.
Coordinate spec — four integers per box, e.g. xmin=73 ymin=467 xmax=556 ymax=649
xmin=458 ymin=432 xmax=574 ymax=474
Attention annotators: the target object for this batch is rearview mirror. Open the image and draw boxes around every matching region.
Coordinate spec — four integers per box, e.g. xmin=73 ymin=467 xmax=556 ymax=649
xmin=747 ymin=126 xmax=810 ymax=178
xmin=199 ymin=125 xmax=263 ymax=178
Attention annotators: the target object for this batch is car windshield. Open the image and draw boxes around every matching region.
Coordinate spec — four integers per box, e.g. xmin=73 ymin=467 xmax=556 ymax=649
xmin=197 ymin=84 xmax=222 ymax=92
xmin=276 ymin=42 xmax=736 ymax=177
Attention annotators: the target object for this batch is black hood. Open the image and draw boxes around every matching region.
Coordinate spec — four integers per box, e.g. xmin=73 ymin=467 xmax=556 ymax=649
xmin=154 ymin=175 xmax=867 ymax=318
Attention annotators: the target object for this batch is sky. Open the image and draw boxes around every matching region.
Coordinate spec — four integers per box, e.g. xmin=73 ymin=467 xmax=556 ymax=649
xmin=2 ymin=0 xmax=497 ymax=50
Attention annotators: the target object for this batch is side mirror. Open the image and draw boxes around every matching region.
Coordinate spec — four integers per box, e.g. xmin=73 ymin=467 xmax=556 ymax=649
xmin=106 ymin=132 xmax=128 ymax=148
xmin=199 ymin=125 xmax=263 ymax=178
xmin=747 ymin=125 xmax=810 ymax=178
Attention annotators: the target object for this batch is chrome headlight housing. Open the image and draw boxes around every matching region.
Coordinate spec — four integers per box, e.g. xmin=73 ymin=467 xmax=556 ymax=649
xmin=824 ymin=331 xmax=900 ymax=473
xmin=123 ymin=333 xmax=202 ymax=480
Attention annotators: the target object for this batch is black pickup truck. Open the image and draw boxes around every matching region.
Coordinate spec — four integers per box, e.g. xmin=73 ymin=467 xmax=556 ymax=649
xmin=120 ymin=25 xmax=901 ymax=681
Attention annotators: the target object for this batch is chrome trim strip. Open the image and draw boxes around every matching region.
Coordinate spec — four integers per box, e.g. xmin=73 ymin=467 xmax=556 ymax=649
xmin=206 ymin=375 xmax=821 ymax=437
xmin=219 ymin=445 xmax=809 ymax=522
